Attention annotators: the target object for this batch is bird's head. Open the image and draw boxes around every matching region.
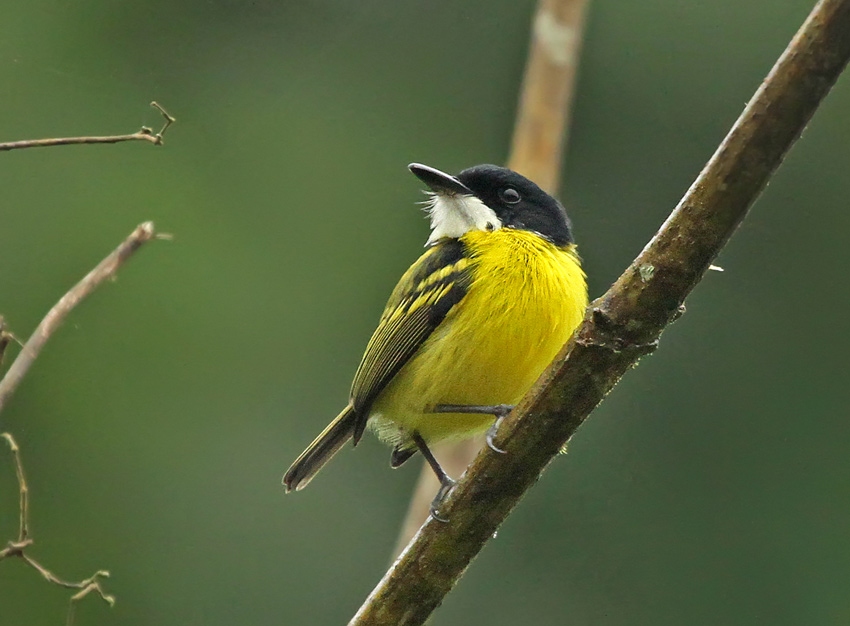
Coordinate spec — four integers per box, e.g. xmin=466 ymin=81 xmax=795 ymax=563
xmin=409 ymin=163 xmax=574 ymax=247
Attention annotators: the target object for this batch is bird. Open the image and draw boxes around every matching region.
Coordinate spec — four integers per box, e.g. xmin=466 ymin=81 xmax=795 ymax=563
xmin=283 ymin=163 xmax=587 ymax=518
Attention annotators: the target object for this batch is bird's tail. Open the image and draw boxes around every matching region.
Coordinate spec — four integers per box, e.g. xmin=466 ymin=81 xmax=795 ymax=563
xmin=283 ymin=405 xmax=358 ymax=492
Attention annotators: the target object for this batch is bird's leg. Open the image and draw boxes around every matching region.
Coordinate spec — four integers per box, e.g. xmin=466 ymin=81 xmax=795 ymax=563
xmin=430 ymin=404 xmax=515 ymax=454
xmin=412 ymin=432 xmax=455 ymax=523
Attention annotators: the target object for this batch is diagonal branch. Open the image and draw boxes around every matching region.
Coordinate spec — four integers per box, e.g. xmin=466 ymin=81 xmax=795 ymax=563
xmin=351 ymin=1 xmax=850 ymax=624
xmin=0 ymin=101 xmax=176 ymax=152
xmin=0 ymin=224 xmax=162 ymax=621
xmin=0 ymin=222 xmax=158 ymax=415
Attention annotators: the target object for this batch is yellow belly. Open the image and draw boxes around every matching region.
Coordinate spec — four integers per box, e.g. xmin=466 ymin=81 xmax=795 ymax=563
xmin=368 ymin=228 xmax=587 ymax=448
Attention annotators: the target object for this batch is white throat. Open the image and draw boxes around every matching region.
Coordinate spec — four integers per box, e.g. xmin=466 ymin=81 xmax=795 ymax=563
xmin=424 ymin=193 xmax=502 ymax=245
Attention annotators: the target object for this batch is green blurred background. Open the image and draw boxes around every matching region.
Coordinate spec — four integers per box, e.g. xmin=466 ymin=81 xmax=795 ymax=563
xmin=1 ymin=1 xmax=849 ymax=624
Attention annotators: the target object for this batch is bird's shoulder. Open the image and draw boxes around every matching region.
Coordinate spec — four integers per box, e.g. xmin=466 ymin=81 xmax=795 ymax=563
xmin=380 ymin=238 xmax=473 ymax=323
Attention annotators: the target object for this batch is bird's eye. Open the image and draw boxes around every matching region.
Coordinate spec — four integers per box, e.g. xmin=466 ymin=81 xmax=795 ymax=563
xmin=500 ymin=188 xmax=521 ymax=204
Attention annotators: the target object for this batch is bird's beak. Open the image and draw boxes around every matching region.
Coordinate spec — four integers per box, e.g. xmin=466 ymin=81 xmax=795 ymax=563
xmin=408 ymin=163 xmax=471 ymax=196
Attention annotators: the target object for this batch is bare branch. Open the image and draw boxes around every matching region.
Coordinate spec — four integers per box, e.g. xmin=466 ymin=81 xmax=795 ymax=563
xmin=2 ymin=423 xmax=120 ymax=617
xmin=353 ymin=1 xmax=850 ymax=624
xmin=0 ymin=222 xmax=157 ymax=415
xmin=0 ymin=222 xmax=162 ymax=619
xmin=66 ymin=573 xmax=116 ymax=626
xmin=0 ymin=101 xmax=176 ymax=152
xmin=394 ymin=0 xmax=591 ymax=556
xmin=0 ymin=434 xmax=115 ymax=624
xmin=0 ymin=433 xmax=29 ymax=544
xmin=0 ymin=103 xmax=170 ymax=622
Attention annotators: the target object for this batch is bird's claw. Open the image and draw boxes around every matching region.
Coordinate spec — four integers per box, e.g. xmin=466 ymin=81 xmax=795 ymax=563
xmin=429 ymin=477 xmax=456 ymax=523
xmin=486 ymin=418 xmax=507 ymax=454
xmin=486 ymin=404 xmax=513 ymax=453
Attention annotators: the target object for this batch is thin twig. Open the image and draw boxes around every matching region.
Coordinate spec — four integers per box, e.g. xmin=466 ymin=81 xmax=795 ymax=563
xmin=18 ymin=552 xmax=112 ymax=597
xmin=352 ymin=1 xmax=850 ymax=624
xmin=393 ymin=0 xmax=591 ymax=557
xmin=0 ymin=223 xmax=160 ymax=620
xmin=0 ymin=433 xmax=28 ymax=543
xmin=0 ymin=101 xmax=176 ymax=152
xmin=0 ymin=434 xmax=116 ymax=624
xmin=66 ymin=573 xmax=115 ymax=626
xmin=0 ymin=222 xmax=157 ymax=415
xmin=0 ymin=105 xmax=168 ymax=622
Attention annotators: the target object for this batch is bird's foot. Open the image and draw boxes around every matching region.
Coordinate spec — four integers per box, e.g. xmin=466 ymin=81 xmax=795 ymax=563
xmin=431 ymin=403 xmax=515 ymax=453
xmin=412 ymin=431 xmax=457 ymax=523
xmin=429 ymin=476 xmax=457 ymax=523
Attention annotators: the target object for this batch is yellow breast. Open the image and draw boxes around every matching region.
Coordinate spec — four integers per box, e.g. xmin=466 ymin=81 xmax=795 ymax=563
xmin=369 ymin=228 xmax=587 ymax=446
